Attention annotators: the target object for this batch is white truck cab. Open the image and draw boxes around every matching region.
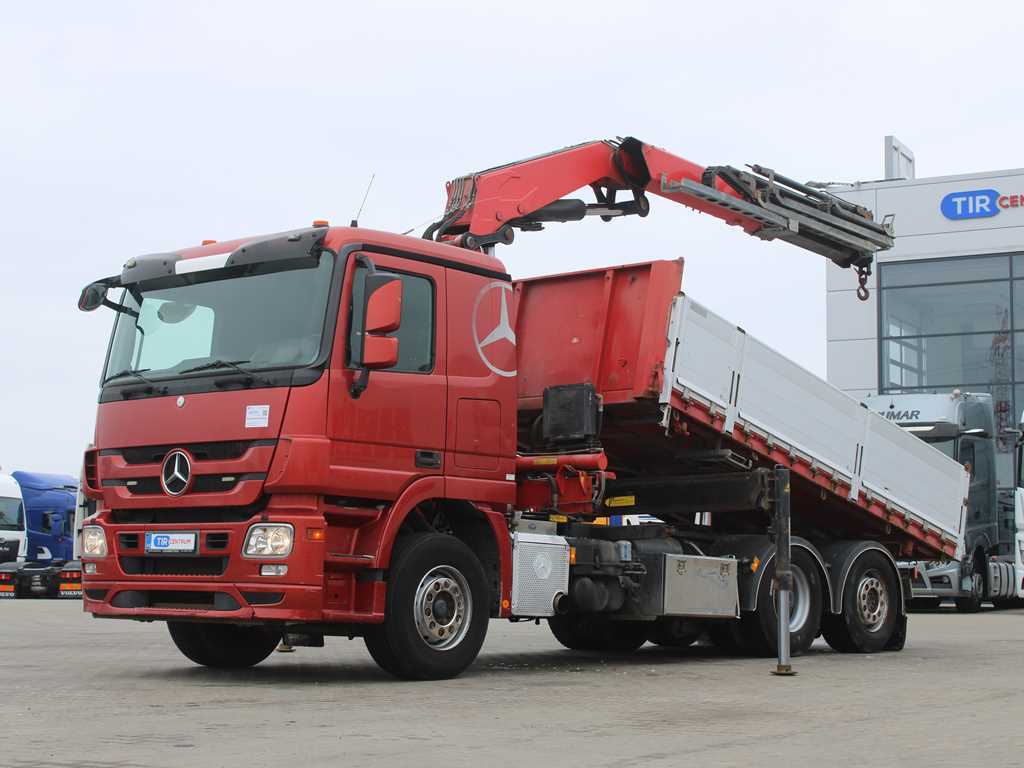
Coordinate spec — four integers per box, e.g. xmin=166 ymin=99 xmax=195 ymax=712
xmin=865 ymin=391 xmax=1024 ymax=609
xmin=0 ymin=471 xmax=27 ymax=595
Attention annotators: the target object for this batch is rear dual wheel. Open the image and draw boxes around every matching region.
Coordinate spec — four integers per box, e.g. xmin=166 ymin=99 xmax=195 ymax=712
xmin=822 ymin=551 xmax=899 ymax=653
xmin=711 ymin=549 xmax=823 ymax=657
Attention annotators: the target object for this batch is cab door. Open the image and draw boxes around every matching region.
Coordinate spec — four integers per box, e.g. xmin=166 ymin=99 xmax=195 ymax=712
xmin=327 ymin=250 xmax=447 ymax=500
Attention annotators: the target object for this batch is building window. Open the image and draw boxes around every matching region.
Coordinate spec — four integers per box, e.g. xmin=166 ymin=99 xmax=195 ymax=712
xmin=878 ymin=253 xmax=1021 ymax=486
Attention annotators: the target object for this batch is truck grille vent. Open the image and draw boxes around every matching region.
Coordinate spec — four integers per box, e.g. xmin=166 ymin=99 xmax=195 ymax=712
xmin=107 ymin=474 xmax=266 ymax=496
xmin=110 ymin=590 xmax=239 ymax=610
xmin=205 ymin=532 xmax=230 ymax=550
xmin=106 ymin=440 xmax=276 ymax=465
xmin=109 ymin=499 xmax=267 ymax=525
xmin=119 ymin=556 xmax=227 ymax=576
xmin=118 ymin=533 xmax=140 ymax=550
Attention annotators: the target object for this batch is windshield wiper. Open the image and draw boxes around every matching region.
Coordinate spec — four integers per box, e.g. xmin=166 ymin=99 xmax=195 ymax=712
xmin=180 ymin=359 xmax=272 ymax=386
xmin=179 ymin=359 xmax=253 ymax=376
xmin=104 ymin=367 xmax=156 ymax=385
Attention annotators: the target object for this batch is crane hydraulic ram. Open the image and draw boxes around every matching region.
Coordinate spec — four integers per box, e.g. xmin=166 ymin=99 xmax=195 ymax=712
xmin=427 ymin=137 xmax=893 ymax=299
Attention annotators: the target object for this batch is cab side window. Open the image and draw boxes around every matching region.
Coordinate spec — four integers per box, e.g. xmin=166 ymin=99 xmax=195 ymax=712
xmin=349 ymin=267 xmax=435 ymax=373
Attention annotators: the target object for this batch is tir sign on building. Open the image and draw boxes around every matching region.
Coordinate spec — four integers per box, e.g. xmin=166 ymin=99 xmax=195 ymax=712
xmin=826 ymin=138 xmax=1024 ymax=487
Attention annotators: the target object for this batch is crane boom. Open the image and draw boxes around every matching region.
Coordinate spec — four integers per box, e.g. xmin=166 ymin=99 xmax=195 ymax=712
xmin=427 ymin=137 xmax=893 ymax=299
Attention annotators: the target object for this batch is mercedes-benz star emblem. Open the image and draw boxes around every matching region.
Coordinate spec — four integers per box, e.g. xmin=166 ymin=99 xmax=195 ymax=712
xmin=472 ymin=281 xmax=517 ymax=378
xmin=160 ymin=450 xmax=191 ymax=496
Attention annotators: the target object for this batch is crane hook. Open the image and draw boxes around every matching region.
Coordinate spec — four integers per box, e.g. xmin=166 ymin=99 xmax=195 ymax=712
xmin=856 ymin=265 xmax=871 ymax=301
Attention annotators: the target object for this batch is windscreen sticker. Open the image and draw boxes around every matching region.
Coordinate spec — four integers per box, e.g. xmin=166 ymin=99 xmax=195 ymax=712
xmin=245 ymin=404 xmax=270 ymax=429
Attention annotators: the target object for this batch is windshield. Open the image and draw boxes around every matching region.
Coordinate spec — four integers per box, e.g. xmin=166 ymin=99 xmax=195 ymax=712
xmin=924 ymin=438 xmax=957 ymax=460
xmin=0 ymin=498 xmax=24 ymax=531
xmin=103 ymin=253 xmax=335 ymax=383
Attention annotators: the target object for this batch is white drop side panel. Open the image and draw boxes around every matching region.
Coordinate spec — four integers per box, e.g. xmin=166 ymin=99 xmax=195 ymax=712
xmin=662 ymin=295 xmax=967 ymax=554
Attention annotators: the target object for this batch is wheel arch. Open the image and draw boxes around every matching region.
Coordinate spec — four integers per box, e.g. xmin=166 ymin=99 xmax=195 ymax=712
xmin=374 ymin=485 xmax=510 ymax=617
xmin=705 ymin=534 xmax=833 ymax=614
xmin=819 ymin=540 xmax=906 ymax=617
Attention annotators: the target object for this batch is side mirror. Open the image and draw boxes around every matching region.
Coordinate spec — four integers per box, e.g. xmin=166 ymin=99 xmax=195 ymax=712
xmin=78 ymin=282 xmax=109 ymax=312
xmin=363 ymin=335 xmax=399 ymax=369
xmin=365 ymin=276 xmax=403 ymax=334
xmin=351 ymin=268 xmax=403 ymax=397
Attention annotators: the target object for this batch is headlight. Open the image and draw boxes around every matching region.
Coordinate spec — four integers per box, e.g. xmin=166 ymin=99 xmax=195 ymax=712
xmin=243 ymin=524 xmax=294 ymax=558
xmin=82 ymin=526 xmax=107 ymax=557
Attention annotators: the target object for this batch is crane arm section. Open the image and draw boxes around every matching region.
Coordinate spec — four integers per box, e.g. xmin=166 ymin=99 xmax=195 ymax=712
xmin=428 ymin=137 xmax=893 ymax=298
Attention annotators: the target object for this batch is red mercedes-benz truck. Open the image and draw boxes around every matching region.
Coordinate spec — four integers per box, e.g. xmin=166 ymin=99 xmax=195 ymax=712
xmin=76 ymin=138 xmax=967 ymax=679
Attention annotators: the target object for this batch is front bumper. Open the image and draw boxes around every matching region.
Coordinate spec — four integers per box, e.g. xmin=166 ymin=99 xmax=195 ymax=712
xmin=81 ymin=497 xmax=385 ymax=624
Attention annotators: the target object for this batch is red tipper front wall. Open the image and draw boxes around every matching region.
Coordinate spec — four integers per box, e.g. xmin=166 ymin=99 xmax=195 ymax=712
xmin=514 ymin=259 xmax=684 ymax=411
xmin=513 ymin=258 xmax=954 ymax=560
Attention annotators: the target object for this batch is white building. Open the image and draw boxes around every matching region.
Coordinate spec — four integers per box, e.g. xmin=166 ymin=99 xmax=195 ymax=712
xmin=826 ymin=138 xmax=1024 ymax=485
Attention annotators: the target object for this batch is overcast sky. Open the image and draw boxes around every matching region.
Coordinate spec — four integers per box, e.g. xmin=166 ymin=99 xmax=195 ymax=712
xmin=2 ymin=1 xmax=1021 ymax=475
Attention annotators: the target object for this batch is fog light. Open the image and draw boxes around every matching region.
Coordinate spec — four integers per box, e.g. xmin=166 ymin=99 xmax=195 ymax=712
xmin=84 ymin=562 xmax=97 ymax=575
xmin=82 ymin=526 xmax=107 ymax=557
xmin=243 ymin=524 xmax=294 ymax=558
xmin=260 ymin=564 xmax=288 ymax=577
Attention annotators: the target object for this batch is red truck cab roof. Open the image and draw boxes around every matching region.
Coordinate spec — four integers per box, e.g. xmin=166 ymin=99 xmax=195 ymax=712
xmin=172 ymin=226 xmax=510 ymax=280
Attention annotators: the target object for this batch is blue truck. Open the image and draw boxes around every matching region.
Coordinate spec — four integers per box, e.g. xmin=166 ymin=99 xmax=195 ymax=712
xmin=0 ymin=471 xmax=82 ymax=598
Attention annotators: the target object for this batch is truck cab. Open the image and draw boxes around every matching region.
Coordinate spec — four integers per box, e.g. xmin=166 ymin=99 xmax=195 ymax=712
xmin=6 ymin=472 xmax=82 ymax=598
xmin=865 ymin=391 xmax=1024 ymax=609
xmin=0 ymin=472 xmax=27 ymax=596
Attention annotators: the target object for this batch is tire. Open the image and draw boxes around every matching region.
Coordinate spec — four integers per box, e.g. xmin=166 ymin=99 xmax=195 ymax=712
xmin=167 ymin=622 xmax=281 ymax=668
xmin=599 ymin=620 xmax=649 ymax=652
xmin=548 ymin=614 xmax=648 ymax=652
xmin=955 ymin=568 xmax=985 ymax=613
xmin=364 ymin=533 xmax=489 ymax=680
xmin=648 ymin=617 xmax=702 ymax=648
xmin=548 ymin=613 xmax=602 ymax=651
xmin=708 ymin=620 xmax=749 ymax=655
xmin=739 ymin=548 xmax=824 ymax=657
xmin=363 ymin=625 xmax=403 ymax=676
xmin=822 ymin=551 xmax=899 ymax=653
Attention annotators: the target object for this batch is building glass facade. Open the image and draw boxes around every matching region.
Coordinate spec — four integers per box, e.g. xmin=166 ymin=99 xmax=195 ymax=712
xmin=878 ymin=253 xmax=1021 ymax=484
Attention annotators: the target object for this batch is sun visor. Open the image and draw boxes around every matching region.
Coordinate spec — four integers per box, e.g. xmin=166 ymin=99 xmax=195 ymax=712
xmin=120 ymin=227 xmax=328 ymax=286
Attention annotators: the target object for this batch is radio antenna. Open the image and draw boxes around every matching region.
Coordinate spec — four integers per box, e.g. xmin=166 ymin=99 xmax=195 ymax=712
xmin=350 ymin=173 xmax=375 ymax=227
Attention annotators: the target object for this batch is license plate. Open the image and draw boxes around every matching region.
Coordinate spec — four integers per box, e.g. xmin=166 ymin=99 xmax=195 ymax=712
xmin=145 ymin=531 xmax=197 ymax=553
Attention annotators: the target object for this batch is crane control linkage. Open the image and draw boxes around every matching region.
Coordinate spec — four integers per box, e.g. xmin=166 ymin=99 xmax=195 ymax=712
xmin=426 ymin=137 xmax=893 ymax=300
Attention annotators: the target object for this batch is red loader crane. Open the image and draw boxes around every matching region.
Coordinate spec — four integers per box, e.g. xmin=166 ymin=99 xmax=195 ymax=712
xmin=428 ymin=136 xmax=893 ymax=300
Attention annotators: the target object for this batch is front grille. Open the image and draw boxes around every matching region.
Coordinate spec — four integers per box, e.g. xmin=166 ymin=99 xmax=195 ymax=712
xmin=104 ymin=440 xmax=276 ymax=465
xmin=105 ymin=473 xmax=265 ymax=496
xmin=118 ymin=533 xmax=140 ymax=549
xmin=120 ymin=556 xmax=227 ymax=576
xmin=109 ymin=500 xmax=265 ymax=525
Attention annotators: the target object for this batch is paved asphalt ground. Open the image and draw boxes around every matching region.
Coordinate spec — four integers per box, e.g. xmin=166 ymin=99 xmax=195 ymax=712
xmin=2 ymin=601 xmax=1022 ymax=768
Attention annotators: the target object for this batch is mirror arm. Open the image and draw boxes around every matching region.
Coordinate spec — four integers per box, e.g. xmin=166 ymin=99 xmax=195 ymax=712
xmin=350 ymin=367 xmax=370 ymax=399
xmin=101 ymin=297 xmax=139 ymax=318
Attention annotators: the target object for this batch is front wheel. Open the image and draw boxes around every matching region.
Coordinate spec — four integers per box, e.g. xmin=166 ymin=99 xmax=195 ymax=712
xmin=167 ymin=622 xmax=281 ymax=668
xmin=364 ymin=533 xmax=489 ymax=680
